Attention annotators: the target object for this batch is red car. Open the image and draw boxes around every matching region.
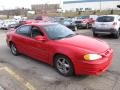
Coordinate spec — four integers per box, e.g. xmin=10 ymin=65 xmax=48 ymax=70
xmin=17 ymin=16 xmax=51 ymax=28
xmin=6 ymin=23 xmax=113 ymax=76
xmin=75 ymin=15 xmax=96 ymax=29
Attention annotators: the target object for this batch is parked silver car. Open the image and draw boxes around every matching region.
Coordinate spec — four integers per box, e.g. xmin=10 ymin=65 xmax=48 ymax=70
xmin=1 ymin=20 xmax=18 ymax=30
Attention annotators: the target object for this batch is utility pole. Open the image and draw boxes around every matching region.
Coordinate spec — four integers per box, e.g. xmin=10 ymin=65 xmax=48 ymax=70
xmin=100 ymin=0 xmax=102 ymax=12
xmin=60 ymin=0 xmax=63 ymax=16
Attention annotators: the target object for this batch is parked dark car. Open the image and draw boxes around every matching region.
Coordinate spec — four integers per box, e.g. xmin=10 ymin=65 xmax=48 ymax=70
xmin=62 ymin=19 xmax=77 ymax=31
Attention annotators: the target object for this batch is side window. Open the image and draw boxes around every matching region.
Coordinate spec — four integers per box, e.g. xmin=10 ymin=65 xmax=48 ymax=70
xmin=31 ymin=26 xmax=44 ymax=38
xmin=16 ymin=25 xmax=31 ymax=37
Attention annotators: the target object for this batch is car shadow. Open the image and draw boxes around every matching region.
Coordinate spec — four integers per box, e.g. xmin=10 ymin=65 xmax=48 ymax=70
xmin=96 ymin=35 xmax=116 ymax=40
xmin=16 ymin=54 xmax=89 ymax=79
xmin=19 ymin=54 xmax=53 ymax=68
xmin=70 ymin=75 xmax=89 ymax=81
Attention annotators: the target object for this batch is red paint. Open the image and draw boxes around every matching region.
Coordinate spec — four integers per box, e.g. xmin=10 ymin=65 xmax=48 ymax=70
xmin=81 ymin=18 xmax=95 ymax=24
xmin=6 ymin=23 xmax=113 ymax=75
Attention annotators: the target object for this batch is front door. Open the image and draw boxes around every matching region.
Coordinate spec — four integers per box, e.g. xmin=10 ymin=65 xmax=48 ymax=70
xmin=26 ymin=26 xmax=50 ymax=63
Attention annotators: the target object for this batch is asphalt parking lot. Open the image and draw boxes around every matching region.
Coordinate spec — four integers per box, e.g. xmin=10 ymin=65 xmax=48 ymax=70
xmin=0 ymin=29 xmax=120 ymax=90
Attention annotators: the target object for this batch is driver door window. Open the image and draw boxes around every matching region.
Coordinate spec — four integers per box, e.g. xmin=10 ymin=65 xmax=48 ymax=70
xmin=31 ymin=26 xmax=44 ymax=38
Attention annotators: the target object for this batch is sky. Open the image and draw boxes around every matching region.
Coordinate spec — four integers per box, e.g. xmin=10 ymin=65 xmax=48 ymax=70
xmin=0 ymin=0 xmax=61 ymax=10
xmin=0 ymin=0 xmax=116 ymax=10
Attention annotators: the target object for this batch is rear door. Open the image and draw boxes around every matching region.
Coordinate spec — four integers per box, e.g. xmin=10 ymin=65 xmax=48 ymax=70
xmin=14 ymin=25 xmax=31 ymax=55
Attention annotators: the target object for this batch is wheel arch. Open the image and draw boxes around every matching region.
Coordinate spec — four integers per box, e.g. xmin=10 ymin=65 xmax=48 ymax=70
xmin=52 ymin=53 xmax=75 ymax=74
xmin=8 ymin=41 xmax=14 ymax=47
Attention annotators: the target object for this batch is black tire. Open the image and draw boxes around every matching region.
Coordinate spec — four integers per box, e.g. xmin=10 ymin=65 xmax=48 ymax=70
xmin=10 ymin=43 xmax=19 ymax=56
xmin=93 ymin=32 xmax=98 ymax=37
xmin=113 ymin=31 xmax=120 ymax=39
xmin=54 ymin=55 xmax=74 ymax=76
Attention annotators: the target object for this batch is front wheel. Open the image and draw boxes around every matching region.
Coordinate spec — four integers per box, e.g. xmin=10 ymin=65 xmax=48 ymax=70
xmin=93 ymin=32 xmax=98 ymax=37
xmin=10 ymin=43 xmax=19 ymax=56
xmin=54 ymin=55 xmax=74 ymax=76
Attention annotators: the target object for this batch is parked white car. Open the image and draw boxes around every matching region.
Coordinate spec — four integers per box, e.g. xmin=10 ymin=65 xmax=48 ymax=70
xmin=92 ymin=15 xmax=120 ymax=39
xmin=1 ymin=20 xmax=17 ymax=30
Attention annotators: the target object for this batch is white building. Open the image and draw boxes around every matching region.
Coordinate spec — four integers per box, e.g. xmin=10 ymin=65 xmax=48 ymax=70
xmin=63 ymin=0 xmax=120 ymax=11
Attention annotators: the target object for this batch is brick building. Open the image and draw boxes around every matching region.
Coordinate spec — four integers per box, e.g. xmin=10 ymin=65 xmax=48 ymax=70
xmin=31 ymin=4 xmax=60 ymax=14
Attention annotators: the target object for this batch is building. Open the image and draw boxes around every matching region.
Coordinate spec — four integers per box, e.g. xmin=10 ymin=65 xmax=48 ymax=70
xmin=63 ymin=0 xmax=120 ymax=11
xmin=31 ymin=4 xmax=60 ymax=14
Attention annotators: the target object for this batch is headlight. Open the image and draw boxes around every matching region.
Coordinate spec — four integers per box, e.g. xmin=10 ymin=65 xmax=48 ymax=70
xmin=84 ymin=54 xmax=102 ymax=61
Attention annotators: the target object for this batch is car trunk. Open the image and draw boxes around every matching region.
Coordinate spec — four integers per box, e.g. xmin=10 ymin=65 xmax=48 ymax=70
xmin=95 ymin=16 xmax=116 ymax=30
xmin=95 ymin=21 xmax=114 ymax=30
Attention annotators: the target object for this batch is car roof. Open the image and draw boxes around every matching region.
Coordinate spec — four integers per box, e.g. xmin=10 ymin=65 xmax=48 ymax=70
xmin=25 ymin=22 xmax=58 ymax=26
xmin=99 ymin=15 xmax=119 ymax=17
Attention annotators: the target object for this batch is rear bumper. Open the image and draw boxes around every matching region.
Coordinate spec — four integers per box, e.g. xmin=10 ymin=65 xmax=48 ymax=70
xmin=75 ymin=49 xmax=113 ymax=75
xmin=92 ymin=28 xmax=117 ymax=34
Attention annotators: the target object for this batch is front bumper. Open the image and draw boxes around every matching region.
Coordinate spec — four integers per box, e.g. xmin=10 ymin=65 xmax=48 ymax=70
xmin=75 ymin=49 xmax=113 ymax=75
xmin=76 ymin=23 xmax=87 ymax=27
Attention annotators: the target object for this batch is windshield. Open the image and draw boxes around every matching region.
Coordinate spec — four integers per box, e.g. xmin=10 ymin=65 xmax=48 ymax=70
xmin=44 ymin=24 xmax=75 ymax=40
xmin=63 ymin=20 xmax=72 ymax=24
xmin=79 ymin=16 xmax=89 ymax=19
xmin=97 ymin=16 xmax=114 ymax=22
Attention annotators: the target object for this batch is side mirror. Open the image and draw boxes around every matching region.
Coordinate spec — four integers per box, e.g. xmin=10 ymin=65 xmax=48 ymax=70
xmin=35 ymin=36 xmax=46 ymax=41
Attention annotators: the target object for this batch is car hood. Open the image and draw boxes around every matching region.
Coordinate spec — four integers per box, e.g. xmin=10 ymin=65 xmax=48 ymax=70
xmin=57 ymin=35 xmax=109 ymax=53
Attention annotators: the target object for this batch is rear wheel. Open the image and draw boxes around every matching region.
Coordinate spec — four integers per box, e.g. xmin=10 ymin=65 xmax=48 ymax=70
xmin=113 ymin=31 xmax=120 ymax=39
xmin=54 ymin=55 xmax=74 ymax=76
xmin=10 ymin=43 xmax=19 ymax=56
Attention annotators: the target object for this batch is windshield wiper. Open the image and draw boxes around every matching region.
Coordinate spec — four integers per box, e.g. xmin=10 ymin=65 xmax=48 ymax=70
xmin=53 ymin=34 xmax=76 ymax=40
xmin=53 ymin=36 xmax=64 ymax=40
xmin=65 ymin=34 xmax=76 ymax=38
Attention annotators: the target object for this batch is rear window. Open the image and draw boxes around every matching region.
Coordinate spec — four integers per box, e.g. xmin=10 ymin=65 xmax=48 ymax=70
xmin=97 ymin=16 xmax=114 ymax=22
